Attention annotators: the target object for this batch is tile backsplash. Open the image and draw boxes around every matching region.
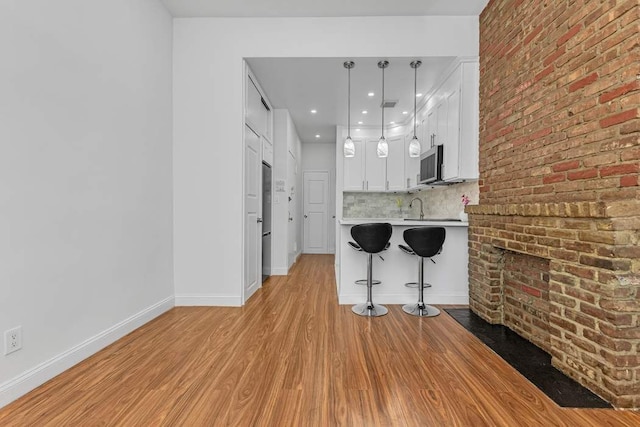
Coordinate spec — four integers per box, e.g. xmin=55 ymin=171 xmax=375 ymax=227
xmin=343 ymin=181 xmax=479 ymax=219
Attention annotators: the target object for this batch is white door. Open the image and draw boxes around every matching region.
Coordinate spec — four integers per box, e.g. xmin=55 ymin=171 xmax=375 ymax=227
xmin=303 ymin=171 xmax=329 ymax=253
xmin=244 ymin=124 xmax=261 ymax=301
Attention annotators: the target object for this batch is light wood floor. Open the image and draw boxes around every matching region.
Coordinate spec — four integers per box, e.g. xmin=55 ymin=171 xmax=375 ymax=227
xmin=1 ymin=254 xmax=639 ymax=426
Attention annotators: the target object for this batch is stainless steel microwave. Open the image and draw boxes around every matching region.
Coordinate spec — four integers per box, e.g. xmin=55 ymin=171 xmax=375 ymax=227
xmin=419 ymin=144 xmax=443 ymax=184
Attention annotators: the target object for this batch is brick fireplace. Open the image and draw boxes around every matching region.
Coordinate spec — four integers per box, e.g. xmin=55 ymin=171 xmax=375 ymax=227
xmin=473 ymin=0 xmax=639 ymax=408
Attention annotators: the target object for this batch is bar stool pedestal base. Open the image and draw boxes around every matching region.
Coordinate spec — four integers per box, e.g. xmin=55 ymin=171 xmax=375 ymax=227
xmin=352 ymin=303 xmax=388 ymax=317
xmin=402 ymin=303 xmax=440 ymax=317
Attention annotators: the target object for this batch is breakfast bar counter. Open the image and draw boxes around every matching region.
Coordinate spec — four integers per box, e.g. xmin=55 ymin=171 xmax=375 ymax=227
xmin=336 ymin=219 xmax=469 ymax=305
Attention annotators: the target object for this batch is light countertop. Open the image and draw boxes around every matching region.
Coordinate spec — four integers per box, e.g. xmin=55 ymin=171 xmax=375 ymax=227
xmin=339 ymin=218 xmax=468 ymax=227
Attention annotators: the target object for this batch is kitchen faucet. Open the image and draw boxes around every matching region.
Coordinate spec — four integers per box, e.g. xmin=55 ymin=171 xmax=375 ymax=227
xmin=409 ymin=197 xmax=424 ymax=220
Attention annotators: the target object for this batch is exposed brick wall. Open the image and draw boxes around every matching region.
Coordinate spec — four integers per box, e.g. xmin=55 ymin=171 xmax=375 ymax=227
xmin=503 ymin=251 xmax=551 ymax=353
xmin=479 ymin=0 xmax=639 ymax=205
xmin=467 ymin=202 xmax=640 ymax=408
xmin=474 ymin=0 xmax=640 ymax=408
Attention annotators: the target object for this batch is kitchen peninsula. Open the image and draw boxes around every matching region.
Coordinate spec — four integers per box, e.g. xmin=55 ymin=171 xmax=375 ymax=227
xmin=336 ymin=219 xmax=469 ymax=305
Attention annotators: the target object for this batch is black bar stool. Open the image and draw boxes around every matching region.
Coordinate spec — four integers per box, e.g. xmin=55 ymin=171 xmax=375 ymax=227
xmin=400 ymin=227 xmax=446 ymax=317
xmin=350 ymin=223 xmax=392 ymax=317
xmin=397 ymin=244 xmax=433 ymax=289
xmin=348 ymin=241 xmax=390 ymax=285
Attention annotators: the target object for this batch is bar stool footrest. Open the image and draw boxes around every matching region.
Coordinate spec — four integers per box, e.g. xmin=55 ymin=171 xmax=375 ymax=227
xmin=404 ymin=282 xmax=432 ymax=289
xmin=356 ymin=279 xmax=381 ymax=286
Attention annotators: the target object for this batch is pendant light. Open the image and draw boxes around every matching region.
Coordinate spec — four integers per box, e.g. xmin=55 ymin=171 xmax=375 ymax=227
xmin=343 ymin=61 xmax=355 ymax=158
xmin=409 ymin=60 xmax=422 ymax=157
xmin=377 ymin=60 xmax=389 ymax=158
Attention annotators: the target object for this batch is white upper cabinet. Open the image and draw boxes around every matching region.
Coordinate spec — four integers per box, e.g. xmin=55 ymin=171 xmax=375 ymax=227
xmin=262 ymin=135 xmax=273 ymax=166
xmin=343 ymin=138 xmax=365 ymax=191
xmin=404 ymin=130 xmax=420 ymax=188
xmin=364 ymin=139 xmax=387 ymax=191
xmin=440 ymin=61 xmax=479 ymax=182
xmin=386 ymin=136 xmax=405 ymax=191
xmin=246 ymin=74 xmax=272 ymax=140
xmin=341 ymin=135 xmax=406 ymax=192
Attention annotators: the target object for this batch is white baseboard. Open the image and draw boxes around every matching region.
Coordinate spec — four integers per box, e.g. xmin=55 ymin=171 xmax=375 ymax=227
xmin=338 ymin=294 xmax=469 ymax=305
xmin=271 ymin=267 xmax=288 ymax=276
xmin=244 ymin=282 xmax=260 ymax=303
xmin=174 ymin=295 xmax=242 ymax=306
xmin=0 ymin=296 xmax=174 ymax=409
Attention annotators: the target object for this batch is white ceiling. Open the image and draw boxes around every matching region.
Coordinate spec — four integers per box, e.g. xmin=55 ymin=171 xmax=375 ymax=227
xmin=161 ymin=1 xmax=489 ymax=144
xmin=161 ymin=0 xmax=489 ymax=18
xmin=247 ymin=57 xmax=457 ymax=144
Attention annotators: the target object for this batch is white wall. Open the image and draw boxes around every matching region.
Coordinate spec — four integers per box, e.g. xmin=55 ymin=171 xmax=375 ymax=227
xmin=272 ymin=110 xmax=303 ymax=275
xmin=302 ymin=142 xmax=337 ymax=252
xmin=0 ymin=0 xmax=173 ymax=407
xmin=302 ymin=142 xmax=336 ymax=173
xmin=173 ymin=16 xmax=479 ymax=301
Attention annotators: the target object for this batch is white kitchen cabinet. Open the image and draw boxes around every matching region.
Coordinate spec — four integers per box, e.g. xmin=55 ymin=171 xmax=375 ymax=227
xmin=386 ymin=136 xmax=405 ymax=191
xmin=342 ymin=138 xmax=365 ymax=191
xmin=425 ymin=99 xmax=448 ymax=152
xmin=364 ymin=139 xmax=387 ymax=191
xmin=246 ymin=74 xmax=271 ymax=140
xmin=262 ymin=135 xmax=273 ymax=166
xmin=440 ymin=61 xmax=479 ymax=182
xmin=404 ymin=131 xmax=420 ymax=188
xmin=342 ymin=136 xmax=405 ymax=192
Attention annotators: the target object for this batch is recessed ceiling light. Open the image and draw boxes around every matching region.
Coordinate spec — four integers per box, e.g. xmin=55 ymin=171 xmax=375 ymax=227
xmin=402 ymin=111 xmax=408 ymax=115
xmin=315 ymin=134 xmax=320 ymax=138
xmin=310 ymin=109 xmax=317 ymax=114
xmin=355 ymin=129 xmax=361 ymax=132
xmin=357 ymin=121 xmax=363 ymax=125
xmin=362 ymin=110 xmax=368 ymax=114
xmin=389 ymin=121 xmax=395 ymax=125
xmin=416 ymin=93 xmax=423 ymax=97
xmin=368 ymin=92 xmax=375 ymax=97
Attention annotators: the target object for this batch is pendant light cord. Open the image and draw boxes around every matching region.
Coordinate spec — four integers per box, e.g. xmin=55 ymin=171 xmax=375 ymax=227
xmin=348 ymin=66 xmax=351 ymax=139
xmin=381 ymin=65 xmax=385 ymax=139
xmin=413 ymin=65 xmax=417 ymax=138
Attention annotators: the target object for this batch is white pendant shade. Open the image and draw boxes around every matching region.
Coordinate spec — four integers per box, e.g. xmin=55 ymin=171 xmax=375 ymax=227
xmin=377 ymin=136 xmax=388 ymax=158
xmin=344 ymin=136 xmax=355 ymax=157
xmin=408 ymin=135 xmax=421 ymax=157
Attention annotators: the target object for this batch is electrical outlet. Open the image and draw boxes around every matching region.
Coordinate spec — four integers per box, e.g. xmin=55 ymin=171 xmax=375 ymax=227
xmin=4 ymin=326 xmax=22 ymax=355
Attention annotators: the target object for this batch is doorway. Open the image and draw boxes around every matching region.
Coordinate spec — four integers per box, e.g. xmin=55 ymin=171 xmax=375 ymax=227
xmin=303 ymin=171 xmax=330 ymax=254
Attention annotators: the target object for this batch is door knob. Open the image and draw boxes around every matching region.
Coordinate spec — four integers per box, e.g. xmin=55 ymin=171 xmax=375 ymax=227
xmin=257 ymin=218 xmax=263 ymax=223
xmin=304 ymin=215 xmax=308 ymax=218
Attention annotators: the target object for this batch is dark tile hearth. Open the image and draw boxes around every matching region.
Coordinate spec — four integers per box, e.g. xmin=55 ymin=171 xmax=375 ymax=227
xmin=445 ymin=308 xmax=611 ymax=409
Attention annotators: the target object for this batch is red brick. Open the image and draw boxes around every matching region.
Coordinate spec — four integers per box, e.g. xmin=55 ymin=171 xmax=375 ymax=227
xmin=524 ymin=24 xmax=543 ymax=45
xmin=600 ymin=163 xmax=640 ymax=177
xmin=599 ymin=81 xmax=640 ymax=104
xmin=557 ymin=23 xmax=583 ymax=46
xmin=552 ymin=160 xmax=580 ymax=172
xmin=569 ymin=73 xmax=599 ymax=92
xmin=568 ymin=169 xmax=598 ymax=180
xmin=543 ymin=173 xmax=566 ymax=184
xmin=599 ymin=109 xmax=640 ymax=128
xmin=620 ymin=175 xmax=638 ymax=187
xmin=543 ymin=46 xmax=566 ymax=67
xmin=535 ymin=65 xmax=554 ymax=82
